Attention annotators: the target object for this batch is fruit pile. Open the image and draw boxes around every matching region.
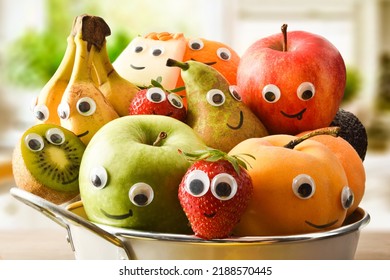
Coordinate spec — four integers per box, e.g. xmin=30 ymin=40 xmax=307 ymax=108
xmin=12 ymin=14 xmax=368 ymax=240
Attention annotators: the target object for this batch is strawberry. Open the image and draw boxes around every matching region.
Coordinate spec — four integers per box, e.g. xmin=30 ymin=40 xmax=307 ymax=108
xmin=178 ymin=149 xmax=254 ymax=239
xmin=129 ymin=78 xmax=186 ymax=122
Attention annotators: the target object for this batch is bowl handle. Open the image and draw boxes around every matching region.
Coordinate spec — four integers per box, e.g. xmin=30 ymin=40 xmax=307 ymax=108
xmin=10 ymin=187 xmax=132 ymax=259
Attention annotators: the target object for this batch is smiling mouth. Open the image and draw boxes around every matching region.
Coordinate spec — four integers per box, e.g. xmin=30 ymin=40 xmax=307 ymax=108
xmin=76 ymin=131 xmax=89 ymax=138
xmin=190 ymin=58 xmax=216 ymax=66
xmin=130 ymin=64 xmax=145 ymax=70
xmin=227 ymin=111 xmax=244 ymax=130
xmin=62 ymin=176 xmax=79 ymax=185
xmin=152 ymin=110 xmax=173 ymax=117
xmin=101 ymin=209 xmax=133 ymax=220
xmin=281 ymin=108 xmax=307 ymax=120
xmin=305 ymin=219 xmax=338 ymax=229
xmin=203 ymin=212 xmax=216 ymax=218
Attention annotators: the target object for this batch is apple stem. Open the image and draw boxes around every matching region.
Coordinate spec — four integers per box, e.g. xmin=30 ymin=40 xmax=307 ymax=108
xmin=153 ymin=131 xmax=167 ymax=146
xmin=281 ymin=23 xmax=288 ymax=52
xmin=284 ymin=127 xmax=340 ymax=149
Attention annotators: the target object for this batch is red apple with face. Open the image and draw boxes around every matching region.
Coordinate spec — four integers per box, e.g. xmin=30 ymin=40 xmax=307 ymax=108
xmin=237 ymin=24 xmax=346 ymax=135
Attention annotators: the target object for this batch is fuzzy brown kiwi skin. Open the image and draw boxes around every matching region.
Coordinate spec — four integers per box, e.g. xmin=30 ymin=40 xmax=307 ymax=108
xmin=12 ymin=138 xmax=80 ymax=205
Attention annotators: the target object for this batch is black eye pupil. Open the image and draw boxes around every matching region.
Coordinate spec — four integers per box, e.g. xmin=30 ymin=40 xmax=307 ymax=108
xmin=150 ymin=92 xmax=163 ymax=102
xmin=134 ymin=194 xmax=148 ymax=206
xmin=302 ymin=90 xmax=313 ymax=100
xmin=345 ymin=195 xmax=353 ymax=208
xmin=28 ymin=139 xmax=42 ymax=151
xmin=220 ymin=52 xmax=229 ymax=60
xmin=50 ymin=134 xmax=62 ymax=144
xmin=215 ymin=182 xmax=232 ymax=198
xmin=135 ymin=46 xmax=143 ymax=53
xmin=91 ymin=175 xmax=102 ymax=187
xmin=191 ymin=43 xmax=201 ymax=50
xmin=152 ymin=49 xmax=162 ymax=56
xmin=212 ymin=94 xmax=223 ymax=104
xmin=265 ymin=92 xmax=276 ymax=102
xmin=189 ymin=179 xmax=204 ymax=195
xmin=78 ymin=101 xmax=91 ymax=113
xmin=35 ymin=111 xmax=45 ymax=120
xmin=232 ymin=90 xmax=241 ymax=100
xmin=298 ymin=183 xmax=312 ymax=198
xmin=171 ymin=98 xmax=181 ymax=107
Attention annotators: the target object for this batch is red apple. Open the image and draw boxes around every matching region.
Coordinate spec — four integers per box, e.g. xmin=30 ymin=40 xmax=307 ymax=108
xmin=237 ymin=24 xmax=346 ymax=135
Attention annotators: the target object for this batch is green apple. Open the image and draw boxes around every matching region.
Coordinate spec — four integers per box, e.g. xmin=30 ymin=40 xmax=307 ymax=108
xmin=79 ymin=115 xmax=207 ymax=233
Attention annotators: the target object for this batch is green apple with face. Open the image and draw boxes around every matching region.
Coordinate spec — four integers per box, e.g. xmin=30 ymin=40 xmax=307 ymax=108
xmin=79 ymin=115 xmax=207 ymax=233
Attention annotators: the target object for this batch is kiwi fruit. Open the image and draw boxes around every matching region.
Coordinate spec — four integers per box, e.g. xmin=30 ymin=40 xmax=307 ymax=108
xmin=12 ymin=123 xmax=86 ymax=204
xmin=330 ymin=108 xmax=368 ymax=161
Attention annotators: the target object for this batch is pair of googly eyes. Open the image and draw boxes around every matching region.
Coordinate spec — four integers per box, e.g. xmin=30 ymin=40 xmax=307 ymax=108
xmin=89 ymin=166 xmax=154 ymax=207
xmin=206 ymin=86 xmax=241 ymax=107
xmin=184 ymin=170 xmax=238 ymax=201
xmin=132 ymin=43 xmax=164 ymax=57
xmin=293 ymin=174 xmax=354 ymax=210
xmin=262 ymin=82 xmax=315 ymax=103
xmin=146 ymin=87 xmax=184 ymax=109
xmin=25 ymin=128 xmax=66 ymax=152
xmin=188 ymin=38 xmax=232 ymax=61
xmin=57 ymin=97 xmax=96 ymax=120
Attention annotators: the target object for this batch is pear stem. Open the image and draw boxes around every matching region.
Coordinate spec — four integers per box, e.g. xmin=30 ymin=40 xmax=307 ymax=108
xmin=166 ymin=58 xmax=189 ymax=70
xmin=284 ymin=127 xmax=340 ymax=149
xmin=281 ymin=23 xmax=288 ymax=52
xmin=153 ymin=131 xmax=167 ymax=146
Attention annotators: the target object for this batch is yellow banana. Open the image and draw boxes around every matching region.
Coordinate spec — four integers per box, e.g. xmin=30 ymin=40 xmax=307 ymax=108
xmin=33 ymin=32 xmax=76 ymax=125
xmin=58 ymin=15 xmax=119 ymax=145
xmin=93 ymin=38 xmax=140 ymax=116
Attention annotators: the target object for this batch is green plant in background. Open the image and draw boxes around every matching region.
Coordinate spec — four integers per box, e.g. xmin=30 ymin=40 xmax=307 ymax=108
xmin=4 ymin=0 xmax=132 ymax=88
xmin=343 ymin=66 xmax=362 ymax=104
xmin=376 ymin=53 xmax=390 ymax=111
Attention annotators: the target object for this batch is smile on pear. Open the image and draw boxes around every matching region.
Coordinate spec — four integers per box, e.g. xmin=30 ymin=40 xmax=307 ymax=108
xmin=226 ymin=110 xmax=244 ymax=130
xmin=130 ymin=64 xmax=146 ymax=70
xmin=280 ymin=108 xmax=307 ymax=120
xmin=101 ymin=208 xmax=133 ymax=220
xmin=305 ymin=219 xmax=338 ymax=229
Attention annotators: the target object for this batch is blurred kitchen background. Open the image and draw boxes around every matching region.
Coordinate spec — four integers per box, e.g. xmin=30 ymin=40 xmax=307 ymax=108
xmin=0 ymin=0 xmax=389 ymax=230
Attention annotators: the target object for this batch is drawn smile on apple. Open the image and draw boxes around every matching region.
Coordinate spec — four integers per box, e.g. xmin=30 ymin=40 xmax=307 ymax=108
xmin=101 ymin=208 xmax=133 ymax=220
xmin=281 ymin=108 xmax=307 ymax=120
xmin=76 ymin=130 xmax=89 ymax=138
xmin=305 ymin=219 xmax=338 ymax=229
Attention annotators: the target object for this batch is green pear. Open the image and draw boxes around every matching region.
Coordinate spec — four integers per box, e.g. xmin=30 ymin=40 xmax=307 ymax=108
xmin=167 ymin=59 xmax=268 ymax=152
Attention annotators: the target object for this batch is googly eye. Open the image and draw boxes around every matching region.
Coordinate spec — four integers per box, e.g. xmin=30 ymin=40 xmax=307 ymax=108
xmin=188 ymin=38 xmax=204 ymax=50
xmin=151 ymin=46 xmax=164 ymax=56
xmin=133 ymin=43 xmax=145 ymax=53
xmin=341 ymin=186 xmax=354 ymax=210
xmin=206 ymin=89 xmax=225 ymax=106
xmin=262 ymin=84 xmax=281 ymax=103
xmin=292 ymin=174 xmax=316 ymax=199
xmin=129 ymin=183 xmax=154 ymax=207
xmin=211 ymin=173 xmax=238 ymax=201
xmin=45 ymin=128 xmax=65 ymax=145
xmin=167 ymin=93 xmax=184 ymax=109
xmin=57 ymin=102 xmax=70 ymax=120
xmin=297 ymin=82 xmax=315 ymax=101
xmin=24 ymin=133 xmax=44 ymax=152
xmin=217 ymin=47 xmax=231 ymax=61
xmin=33 ymin=104 xmax=49 ymax=122
xmin=229 ymin=85 xmax=242 ymax=101
xmin=90 ymin=166 xmax=108 ymax=189
xmin=146 ymin=87 xmax=167 ymax=103
xmin=77 ymin=97 xmax=96 ymax=116
xmin=185 ymin=170 xmax=210 ymax=197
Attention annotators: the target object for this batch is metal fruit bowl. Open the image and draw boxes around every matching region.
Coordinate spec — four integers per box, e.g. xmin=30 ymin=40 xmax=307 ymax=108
xmin=10 ymin=187 xmax=370 ymax=260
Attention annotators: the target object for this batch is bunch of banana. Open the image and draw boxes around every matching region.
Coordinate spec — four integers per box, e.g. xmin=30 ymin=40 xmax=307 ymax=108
xmin=31 ymin=14 xmax=138 ymax=144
